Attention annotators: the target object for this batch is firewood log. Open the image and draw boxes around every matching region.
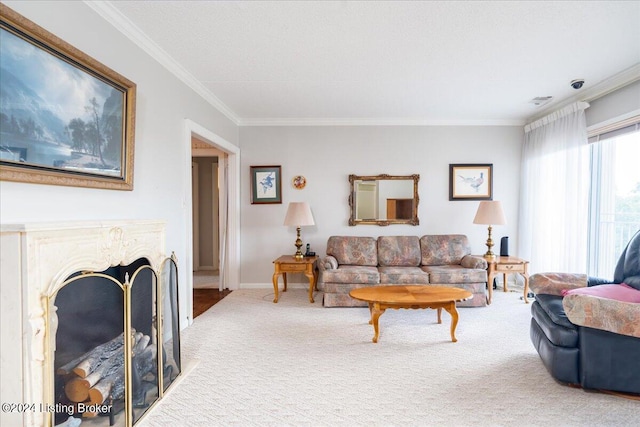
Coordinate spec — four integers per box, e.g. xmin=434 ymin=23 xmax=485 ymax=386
xmin=85 ymin=338 xmax=155 ymax=404
xmin=87 ymin=380 xmax=112 ymax=409
xmin=63 ymin=333 xmax=145 ymax=402
xmin=72 ymin=331 xmax=138 ymax=378
xmin=81 ymin=389 xmax=110 ymax=418
xmin=56 ymin=332 xmax=126 ymax=376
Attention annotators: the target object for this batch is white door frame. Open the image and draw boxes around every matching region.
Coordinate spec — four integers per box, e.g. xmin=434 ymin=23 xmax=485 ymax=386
xmin=184 ymin=119 xmax=240 ymax=326
xmin=191 ymin=161 xmax=200 ymax=270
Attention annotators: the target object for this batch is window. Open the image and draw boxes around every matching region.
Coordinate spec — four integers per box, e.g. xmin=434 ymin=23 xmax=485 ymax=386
xmin=588 ymin=119 xmax=640 ymax=278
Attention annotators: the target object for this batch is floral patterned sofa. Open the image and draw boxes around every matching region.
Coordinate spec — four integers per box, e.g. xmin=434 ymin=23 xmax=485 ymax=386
xmin=317 ymin=235 xmax=488 ymax=307
xmin=529 ymin=230 xmax=640 ymax=395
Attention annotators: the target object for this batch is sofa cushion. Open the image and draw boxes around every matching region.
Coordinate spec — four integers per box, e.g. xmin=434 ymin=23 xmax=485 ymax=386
xmin=326 ymin=236 xmax=378 ymax=266
xmin=534 ymin=294 xmax=576 ymax=330
xmin=321 ymin=265 xmax=380 ymax=285
xmin=420 ymin=235 xmax=470 ymax=265
xmin=531 ymin=296 xmax=579 ymax=348
xmin=378 ymin=266 xmax=430 ymax=284
xmin=422 ymin=265 xmax=487 ymax=284
xmin=377 ymin=236 xmax=421 ymax=267
xmin=562 ymin=283 xmax=640 ymax=303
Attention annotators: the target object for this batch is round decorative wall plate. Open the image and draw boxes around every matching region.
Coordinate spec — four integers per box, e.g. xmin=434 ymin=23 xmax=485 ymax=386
xmin=292 ymin=175 xmax=306 ymax=189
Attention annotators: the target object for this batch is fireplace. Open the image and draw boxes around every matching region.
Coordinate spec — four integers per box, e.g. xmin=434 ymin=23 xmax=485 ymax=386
xmin=0 ymin=221 xmax=181 ymax=427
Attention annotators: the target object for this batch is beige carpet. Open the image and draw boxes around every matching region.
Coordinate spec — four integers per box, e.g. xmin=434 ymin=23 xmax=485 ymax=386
xmin=139 ymin=288 xmax=638 ymax=427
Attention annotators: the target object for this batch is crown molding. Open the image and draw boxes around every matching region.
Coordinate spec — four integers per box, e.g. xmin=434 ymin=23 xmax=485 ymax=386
xmin=86 ymin=1 xmax=241 ymax=126
xmin=237 ymin=117 xmax=526 ymax=127
xmin=526 ymin=63 xmax=640 ymax=124
xmin=81 ymin=1 xmax=524 ymax=129
xmin=86 ymin=1 xmax=635 ymax=130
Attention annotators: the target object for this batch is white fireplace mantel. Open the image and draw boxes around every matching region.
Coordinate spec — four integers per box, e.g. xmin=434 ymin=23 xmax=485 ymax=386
xmin=0 ymin=220 xmax=166 ymax=427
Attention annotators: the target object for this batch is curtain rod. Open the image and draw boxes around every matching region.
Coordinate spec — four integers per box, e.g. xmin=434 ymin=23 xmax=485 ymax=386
xmin=524 ymin=102 xmax=590 ymax=133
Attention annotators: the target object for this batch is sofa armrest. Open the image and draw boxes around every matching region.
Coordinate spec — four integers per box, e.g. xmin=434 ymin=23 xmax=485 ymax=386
xmin=529 ymin=273 xmax=587 ymax=296
xmin=460 ymin=255 xmax=487 ymax=270
xmin=319 ymin=255 xmax=338 ymax=271
xmin=563 ymin=294 xmax=640 ymax=338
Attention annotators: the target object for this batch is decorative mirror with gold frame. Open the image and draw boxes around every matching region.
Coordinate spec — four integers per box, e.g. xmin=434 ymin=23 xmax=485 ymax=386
xmin=348 ymin=174 xmax=419 ymax=226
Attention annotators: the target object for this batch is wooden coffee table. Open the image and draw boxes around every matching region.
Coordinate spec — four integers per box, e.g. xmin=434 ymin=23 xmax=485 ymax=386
xmin=349 ymin=285 xmax=472 ymax=343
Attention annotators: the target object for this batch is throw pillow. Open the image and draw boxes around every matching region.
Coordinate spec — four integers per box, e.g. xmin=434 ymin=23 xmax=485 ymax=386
xmin=562 ymin=283 xmax=640 ymax=303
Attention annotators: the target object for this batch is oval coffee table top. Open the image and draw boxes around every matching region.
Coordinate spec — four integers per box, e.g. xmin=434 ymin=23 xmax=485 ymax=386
xmin=349 ymin=285 xmax=472 ymax=304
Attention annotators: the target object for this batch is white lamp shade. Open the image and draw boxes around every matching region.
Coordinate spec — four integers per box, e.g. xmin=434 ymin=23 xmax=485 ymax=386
xmin=473 ymin=201 xmax=506 ymax=225
xmin=284 ymin=202 xmax=315 ymax=226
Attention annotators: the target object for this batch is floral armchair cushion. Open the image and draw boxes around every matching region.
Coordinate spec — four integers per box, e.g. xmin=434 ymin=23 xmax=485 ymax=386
xmin=529 ymin=273 xmax=588 ymax=296
xmin=563 ymin=293 xmax=640 ymax=338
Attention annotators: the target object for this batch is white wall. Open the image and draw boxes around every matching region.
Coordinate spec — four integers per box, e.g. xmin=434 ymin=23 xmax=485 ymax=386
xmin=586 ymin=80 xmax=640 ymax=127
xmin=0 ymin=1 xmax=239 ymax=327
xmin=0 ymin=2 xmax=527 ymax=302
xmin=239 ymin=125 xmax=523 ymax=285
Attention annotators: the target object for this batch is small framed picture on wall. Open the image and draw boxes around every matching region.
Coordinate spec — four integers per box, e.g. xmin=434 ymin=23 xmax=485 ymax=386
xmin=250 ymin=165 xmax=282 ymax=204
xmin=449 ymin=164 xmax=493 ymax=201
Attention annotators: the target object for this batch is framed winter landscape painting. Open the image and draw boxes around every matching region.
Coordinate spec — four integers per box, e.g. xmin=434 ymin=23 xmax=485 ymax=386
xmin=250 ymin=165 xmax=282 ymax=204
xmin=449 ymin=164 xmax=493 ymax=201
xmin=0 ymin=4 xmax=136 ymax=190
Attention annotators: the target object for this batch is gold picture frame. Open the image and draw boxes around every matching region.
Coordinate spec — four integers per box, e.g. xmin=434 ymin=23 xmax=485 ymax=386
xmin=0 ymin=4 xmax=136 ymax=190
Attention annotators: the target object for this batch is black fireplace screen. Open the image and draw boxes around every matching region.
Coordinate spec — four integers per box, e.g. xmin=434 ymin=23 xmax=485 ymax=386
xmin=51 ymin=256 xmax=181 ymax=427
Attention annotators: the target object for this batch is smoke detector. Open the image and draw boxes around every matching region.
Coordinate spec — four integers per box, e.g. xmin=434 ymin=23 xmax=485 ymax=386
xmin=530 ymin=96 xmax=553 ymax=107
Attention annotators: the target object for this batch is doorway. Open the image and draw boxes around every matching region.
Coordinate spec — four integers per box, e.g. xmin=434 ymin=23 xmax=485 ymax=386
xmin=184 ymin=119 xmax=240 ymax=326
xmin=192 ymin=155 xmax=220 ymax=282
xmin=192 ymin=142 xmax=224 ymax=315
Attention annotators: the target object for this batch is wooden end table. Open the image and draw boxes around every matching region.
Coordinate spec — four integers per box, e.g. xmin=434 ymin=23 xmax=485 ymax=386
xmin=272 ymin=255 xmax=318 ymax=303
xmin=485 ymin=256 xmax=530 ymax=304
xmin=349 ymin=285 xmax=472 ymax=343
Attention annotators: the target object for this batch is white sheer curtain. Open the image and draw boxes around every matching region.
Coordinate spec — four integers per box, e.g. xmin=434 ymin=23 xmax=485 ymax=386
xmin=518 ymin=102 xmax=590 ymax=274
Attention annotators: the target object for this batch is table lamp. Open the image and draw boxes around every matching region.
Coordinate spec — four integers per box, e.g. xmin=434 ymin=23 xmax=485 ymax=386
xmin=473 ymin=200 xmax=506 ymax=259
xmin=284 ymin=202 xmax=315 ymax=260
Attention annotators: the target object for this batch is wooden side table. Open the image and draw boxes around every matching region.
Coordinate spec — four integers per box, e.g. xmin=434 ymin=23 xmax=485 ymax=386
xmin=272 ymin=255 xmax=318 ymax=303
xmin=486 ymin=256 xmax=530 ymax=304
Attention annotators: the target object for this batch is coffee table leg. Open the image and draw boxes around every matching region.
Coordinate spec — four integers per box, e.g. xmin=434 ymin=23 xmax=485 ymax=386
xmin=442 ymin=302 xmax=460 ymax=342
xmin=437 ymin=308 xmax=442 ymax=324
xmin=371 ymin=302 xmax=385 ymax=343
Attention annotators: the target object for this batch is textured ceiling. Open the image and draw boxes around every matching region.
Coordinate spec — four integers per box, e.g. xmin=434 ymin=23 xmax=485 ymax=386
xmin=99 ymin=1 xmax=640 ymax=125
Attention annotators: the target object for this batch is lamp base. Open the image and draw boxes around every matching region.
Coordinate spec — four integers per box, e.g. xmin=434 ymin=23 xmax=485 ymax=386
xmin=293 ymin=226 xmax=304 ymax=260
xmin=483 ymin=225 xmax=496 ymax=260
xmin=483 ymin=251 xmax=496 ymax=260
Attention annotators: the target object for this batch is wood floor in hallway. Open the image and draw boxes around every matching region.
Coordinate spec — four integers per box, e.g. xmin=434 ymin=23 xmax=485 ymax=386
xmin=193 ymin=289 xmax=232 ymax=318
